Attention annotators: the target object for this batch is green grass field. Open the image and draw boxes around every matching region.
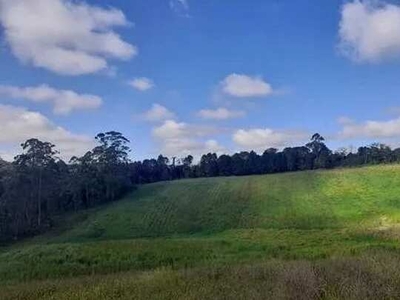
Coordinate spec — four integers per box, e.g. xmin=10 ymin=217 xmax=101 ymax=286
xmin=3 ymin=164 xmax=400 ymax=299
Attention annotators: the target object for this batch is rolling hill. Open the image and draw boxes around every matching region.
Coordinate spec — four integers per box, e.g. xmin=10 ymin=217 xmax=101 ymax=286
xmin=3 ymin=164 xmax=400 ymax=299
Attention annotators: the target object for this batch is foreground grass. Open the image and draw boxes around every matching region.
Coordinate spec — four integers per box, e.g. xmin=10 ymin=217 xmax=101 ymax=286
xmin=3 ymin=252 xmax=400 ymax=300
xmin=2 ymin=228 xmax=399 ymax=283
xmin=3 ymin=165 xmax=400 ymax=298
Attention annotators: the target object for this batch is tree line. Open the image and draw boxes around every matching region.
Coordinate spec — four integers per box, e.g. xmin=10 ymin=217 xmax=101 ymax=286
xmin=1 ymin=132 xmax=399 ymax=243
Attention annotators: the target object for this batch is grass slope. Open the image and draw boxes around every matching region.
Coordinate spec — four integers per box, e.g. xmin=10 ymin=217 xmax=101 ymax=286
xmin=3 ymin=165 xmax=400 ymax=299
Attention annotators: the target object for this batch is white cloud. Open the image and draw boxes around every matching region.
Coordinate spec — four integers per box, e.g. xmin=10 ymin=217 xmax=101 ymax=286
xmin=197 ymin=107 xmax=246 ymax=120
xmin=337 ymin=116 xmax=354 ymax=125
xmin=170 ymin=0 xmax=189 ymax=10
xmin=338 ymin=116 xmax=400 ymax=139
xmin=0 ymin=0 xmax=136 ymax=75
xmin=204 ymin=139 xmax=226 ymax=154
xmin=153 ymin=120 xmax=218 ymax=140
xmin=157 ymin=138 xmax=226 ymax=158
xmin=152 ymin=119 xmax=224 ymax=157
xmin=339 ymin=0 xmax=400 ymax=62
xmin=142 ymin=104 xmax=175 ymax=122
xmin=221 ymin=74 xmax=273 ymax=98
xmin=233 ymin=128 xmax=307 ymax=152
xmin=128 ymin=77 xmax=155 ymax=91
xmin=169 ymin=0 xmax=190 ymax=17
xmin=0 ymin=84 xmax=102 ymax=115
xmin=0 ymin=105 xmax=94 ymax=161
xmin=0 ymin=150 xmax=16 ymax=162
xmin=153 ymin=120 xmax=187 ymax=140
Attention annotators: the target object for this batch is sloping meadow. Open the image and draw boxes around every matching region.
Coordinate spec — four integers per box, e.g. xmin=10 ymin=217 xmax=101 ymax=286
xmin=2 ymin=165 xmax=400 ymax=298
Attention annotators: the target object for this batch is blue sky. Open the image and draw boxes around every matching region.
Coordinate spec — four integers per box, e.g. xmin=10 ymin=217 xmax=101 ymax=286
xmin=1 ymin=0 xmax=400 ymax=161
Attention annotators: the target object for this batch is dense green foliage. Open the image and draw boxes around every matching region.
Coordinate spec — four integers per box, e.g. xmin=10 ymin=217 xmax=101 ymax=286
xmin=1 ymin=131 xmax=400 ymax=243
xmin=0 ymin=132 xmax=133 ymax=242
xmin=2 ymin=165 xmax=400 ymax=299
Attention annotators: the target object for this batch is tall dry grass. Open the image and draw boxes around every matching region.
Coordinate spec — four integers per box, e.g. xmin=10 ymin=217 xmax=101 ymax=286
xmin=2 ymin=251 xmax=400 ymax=300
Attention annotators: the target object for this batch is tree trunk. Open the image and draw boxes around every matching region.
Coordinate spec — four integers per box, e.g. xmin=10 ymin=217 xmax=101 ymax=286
xmin=85 ymin=183 xmax=90 ymax=208
xmin=37 ymin=169 xmax=42 ymax=227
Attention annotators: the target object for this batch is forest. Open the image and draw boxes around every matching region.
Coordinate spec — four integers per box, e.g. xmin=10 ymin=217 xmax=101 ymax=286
xmin=0 ymin=131 xmax=399 ymax=243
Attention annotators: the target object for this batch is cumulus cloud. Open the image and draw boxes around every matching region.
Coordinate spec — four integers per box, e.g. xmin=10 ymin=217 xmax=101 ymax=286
xmin=221 ymin=74 xmax=273 ymax=98
xmin=153 ymin=120 xmax=187 ymax=140
xmin=0 ymin=0 xmax=137 ymax=75
xmin=337 ymin=116 xmax=400 ymax=139
xmin=233 ymin=128 xmax=307 ymax=152
xmin=152 ymin=119 xmax=224 ymax=157
xmin=128 ymin=77 xmax=155 ymax=91
xmin=339 ymin=0 xmax=400 ymax=62
xmin=204 ymin=139 xmax=226 ymax=153
xmin=0 ymin=84 xmax=102 ymax=115
xmin=156 ymin=138 xmax=225 ymax=158
xmin=142 ymin=104 xmax=175 ymax=122
xmin=153 ymin=120 xmax=218 ymax=140
xmin=197 ymin=107 xmax=246 ymax=120
xmin=0 ymin=105 xmax=94 ymax=160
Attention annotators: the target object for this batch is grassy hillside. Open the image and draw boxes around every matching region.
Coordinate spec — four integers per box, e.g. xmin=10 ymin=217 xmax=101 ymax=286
xmin=31 ymin=164 xmax=400 ymax=241
xmin=3 ymin=164 xmax=400 ymax=299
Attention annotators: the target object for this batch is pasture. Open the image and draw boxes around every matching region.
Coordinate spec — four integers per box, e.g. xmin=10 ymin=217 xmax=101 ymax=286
xmin=2 ymin=164 xmax=400 ymax=299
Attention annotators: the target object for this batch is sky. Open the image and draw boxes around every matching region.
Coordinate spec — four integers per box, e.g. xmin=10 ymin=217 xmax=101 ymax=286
xmin=1 ymin=0 xmax=400 ymax=161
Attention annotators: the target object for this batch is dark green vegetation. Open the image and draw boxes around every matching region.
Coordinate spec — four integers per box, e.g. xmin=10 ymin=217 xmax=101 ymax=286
xmin=2 ymin=165 xmax=400 ymax=299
